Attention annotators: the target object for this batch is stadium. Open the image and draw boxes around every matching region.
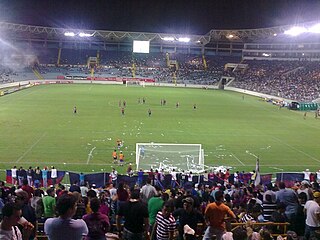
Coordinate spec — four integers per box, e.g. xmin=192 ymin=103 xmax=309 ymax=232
xmin=1 ymin=19 xmax=320 ymax=179
xmin=2 ymin=1 xmax=320 ymax=239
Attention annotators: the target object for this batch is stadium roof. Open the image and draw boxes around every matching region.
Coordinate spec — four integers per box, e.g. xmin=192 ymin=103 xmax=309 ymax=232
xmin=0 ymin=21 xmax=319 ymax=45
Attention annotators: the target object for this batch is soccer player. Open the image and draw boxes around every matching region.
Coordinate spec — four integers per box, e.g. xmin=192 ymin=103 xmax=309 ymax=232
xmin=193 ymin=104 xmax=197 ymax=110
xmin=73 ymin=106 xmax=77 ymax=114
xmin=119 ymin=151 xmax=124 ymax=166
xmin=304 ymin=112 xmax=307 ymax=119
xmin=123 ymin=100 xmax=126 ymax=107
xmin=116 ymin=139 xmax=122 ymax=149
xmin=142 ymin=97 xmax=146 ymax=104
xmin=148 ymin=108 xmax=151 ymax=117
xmin=121 ymin=107 xmax=125 ymax=116
xmin=112 ymin=150 xmax=117 ymax=164
xmin=176 ymin=102 xmax=179 ymax=108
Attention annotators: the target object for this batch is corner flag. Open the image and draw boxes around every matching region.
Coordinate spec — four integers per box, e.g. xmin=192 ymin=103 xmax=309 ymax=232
xmin=254 ymin=157 xmax=261 ymax=186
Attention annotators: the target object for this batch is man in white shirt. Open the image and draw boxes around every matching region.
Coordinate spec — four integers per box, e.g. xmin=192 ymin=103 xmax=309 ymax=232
xmin=0 ymin=202 xmax=34 ymax=240
xmin=304 ymin=191 xmax=320 ymax=239
xmin=50 ymin=166 xmax=57 ymax=186
xmin=11 ymin=166 xmax=17 ymax=186
xmin=170 ymin=169 xmax=177 ymax=188
xmin=303 ymin=169 xmax=311 ymax=182
xmin=109 ymin=168 xmax=118 ymax=187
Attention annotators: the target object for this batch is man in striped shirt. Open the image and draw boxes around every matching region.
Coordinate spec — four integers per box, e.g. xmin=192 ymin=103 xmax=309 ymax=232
xmin=155 ymin=203 xmax=176 ymax=240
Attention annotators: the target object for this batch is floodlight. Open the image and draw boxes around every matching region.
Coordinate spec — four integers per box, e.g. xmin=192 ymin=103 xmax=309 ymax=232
xmin=308 ymin=24 xmax=320 ymax=33
xmin=227 ymin=34 xmax=234 ymax=39
xmin=273 ymin=33 xmax=277 ymax=36
xmin=162 ymin=37 xmax=175 ymax=41
xmin=262 ymin=53 xmax=270 ymax=57
xmin=79 ymin=32 xmax=93 ymax=37
xmin=284 ymin=26 xmax=307 ymax=36
xmin=178 ymin=37 xmax=190 ymax=43
xmin=64 ymin=32 xmax=75 ymax=37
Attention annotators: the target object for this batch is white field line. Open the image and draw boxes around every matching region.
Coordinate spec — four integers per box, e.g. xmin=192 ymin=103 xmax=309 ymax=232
xmin=271 ymin=136 xmax=320 ymax=163
xmin=231 ymin=153 xmax=245 ymax=166
xmin=87 ymin=147 xmax=96 ymax=164
xmin=2 ymin=161 xmax=320 ymax=167
xmin=16 ymin=132 xmax=47 ymax=163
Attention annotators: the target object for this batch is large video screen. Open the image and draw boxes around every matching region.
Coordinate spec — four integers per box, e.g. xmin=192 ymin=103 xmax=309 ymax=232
xmin=133 ymin=40 xmax=150 ymax=53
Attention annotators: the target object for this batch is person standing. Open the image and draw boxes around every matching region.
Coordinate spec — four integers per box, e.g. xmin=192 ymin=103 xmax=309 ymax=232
xmin=11 ymin=166 xmax=17 ymax=186
xmin=73 ymin=106 xmax=77 ymax=114
xmin=112 ymin=150 xmax=118 ymax=164
xmin=148 ymin=109 xmax=151 ymax=117
xmin=44 ymin=193 xmax=88 ymax=240
xmin=155 ymin=203 xmax=176 ymax=240
xmin=304 ymin=191 xmax=320 ymax=239
xmin=137 ymin=169 xmax=144 ymax=187
xmin=116 ymin=189 xmax=149 ymax=240
xmin=119 ymin=151 xmax=124 ymax=166
xmin=203 ymin=191 xmax=236 ymax=240
xmin=42 ymin=167 xmax=48 ymax=188
xmin=83 ymin=198 xmax=110 ymax=240
xmin=109 ymin=168 xmax=118 ymax=187
xmin=121 ymin=107 xmax=125 ymax=116
xmin=141 ymin=178 xmax=157 ymax=204
xmin=51 ymin=166 xmax=57 ymax=186
xmin=43 ymin=188 xmax=56 ymax=219
xmin=173 ymin=197 xmax=204 ymax=240
xmin=18 ymin=167 xmax=26 ymax=186
xmin=26 ymin=166 xmax=34 ymax=187
xmin=276 ymin=181 xmax=299 ymax=231
xmin=33 ymin=167 xmax=42 ymax=188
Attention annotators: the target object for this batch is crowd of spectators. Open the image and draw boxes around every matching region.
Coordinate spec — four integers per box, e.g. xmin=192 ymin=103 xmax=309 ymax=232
xmin=231 ymin=60 xmax=320 ymax=102
xmin=1 ymin=167 xmax=320 ymax=240
xmin=2 ymin=51 xmax=320 ymax=102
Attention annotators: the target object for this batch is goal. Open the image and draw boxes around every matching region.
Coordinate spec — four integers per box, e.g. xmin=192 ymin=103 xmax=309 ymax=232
xmin=136 ymin=143 xmax=204 ymax=173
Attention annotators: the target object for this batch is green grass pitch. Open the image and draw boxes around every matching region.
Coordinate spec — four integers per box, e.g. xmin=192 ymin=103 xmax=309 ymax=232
xmin=0 ymin=83 xmax=319 ymax=180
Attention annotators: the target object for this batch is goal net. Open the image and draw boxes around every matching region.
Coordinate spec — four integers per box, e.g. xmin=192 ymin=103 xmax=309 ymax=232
xmin=136 ymin=143 xmax=204 ymax=173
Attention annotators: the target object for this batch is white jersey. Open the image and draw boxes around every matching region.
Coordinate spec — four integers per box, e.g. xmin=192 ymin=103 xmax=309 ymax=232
xmin=303 ymin=170 xmax=311 ymax=181
xmin=11 ymin=168 xmax=17 ymax=178
xmin=51 ymin=169 xmax=57 ymax=178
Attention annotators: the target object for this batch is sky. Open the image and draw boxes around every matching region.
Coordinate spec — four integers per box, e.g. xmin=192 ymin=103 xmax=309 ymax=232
xmin=1 ymin=0 xmax=320 ymax=35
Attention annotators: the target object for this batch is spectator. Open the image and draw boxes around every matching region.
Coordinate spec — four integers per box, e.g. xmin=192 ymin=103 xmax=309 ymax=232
xmin=140 ymin=178 xmax=157 ymax=204
xmin=0 ymin=202 xmax=34 ymax=240
xmin=304 ymin=191 xmax=320 ymax=239
xmin=43 ymin=188 xmax=56 ymax=219
xmin=173 ymin=197 xmax=204 ymax=240
xmin=83 ymin=198 xmax=110 ymax=240
xmin=116 ymin=189 xmax=149 ymax=240
xmin=154 ymin=202 xmax=175 ymax=240
xmin=44 ymin=193 xmax=88 ymax=240
xmin=203 ymin=191 xmax=236 ymax=240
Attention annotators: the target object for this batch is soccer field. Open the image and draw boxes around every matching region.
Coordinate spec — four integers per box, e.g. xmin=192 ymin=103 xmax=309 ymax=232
xmin=0 ymin=84 xmax=319 ymax=179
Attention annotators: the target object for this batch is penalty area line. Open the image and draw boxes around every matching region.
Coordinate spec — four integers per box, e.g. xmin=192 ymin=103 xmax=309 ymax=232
xmin=16 ymin=133 xmax=47 ymax=163
xmin=231 ymin=153 xmax=245 ymax=166
xmin=87 ymin=147 xmax=96 ymax=165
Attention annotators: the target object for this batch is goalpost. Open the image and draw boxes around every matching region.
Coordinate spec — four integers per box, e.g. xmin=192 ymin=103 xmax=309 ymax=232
xmin=136 ymin=143 xmax=204 ymax=173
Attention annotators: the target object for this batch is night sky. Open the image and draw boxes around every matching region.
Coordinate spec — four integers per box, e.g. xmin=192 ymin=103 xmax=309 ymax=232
xmin=1 ymin=0 xmax=320 ymax=35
